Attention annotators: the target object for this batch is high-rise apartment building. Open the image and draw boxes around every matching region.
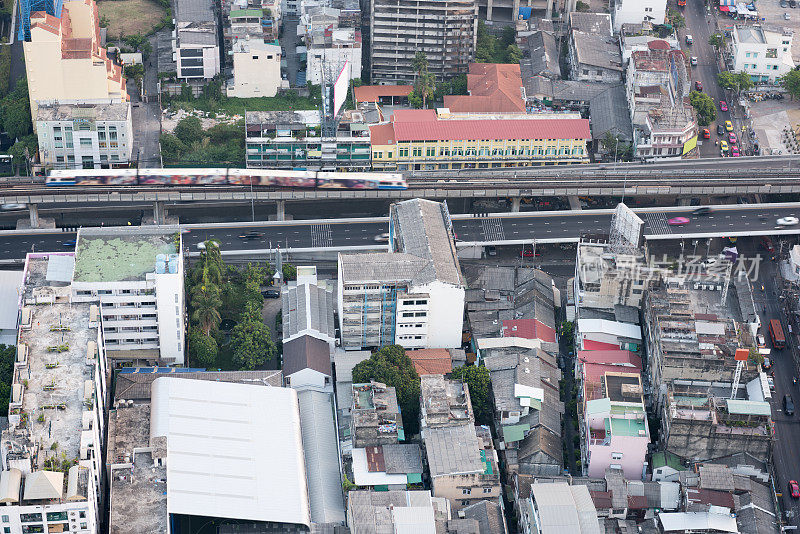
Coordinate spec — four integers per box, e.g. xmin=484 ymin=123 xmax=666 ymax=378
xmin=23 ymin=0 xmax=127 ymax=129
xmin=369 ymin=0 xmax=477 ymax=83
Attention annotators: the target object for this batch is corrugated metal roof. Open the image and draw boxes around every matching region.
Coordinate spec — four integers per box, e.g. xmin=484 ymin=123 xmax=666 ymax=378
xmin=297 ymin=390 xmax=346 ymax=524
xmin=424 ymin=426 xmax=483 ymax=477
xmin=726 ymin=399 xmax=771 ymax=416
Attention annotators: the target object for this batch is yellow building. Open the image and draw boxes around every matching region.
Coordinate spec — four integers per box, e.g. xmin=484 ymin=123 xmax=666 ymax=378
xmin=23 ymin=0 xmax=127 ymax=129
xmin=369 ymin=109 xmax=591 ymax=171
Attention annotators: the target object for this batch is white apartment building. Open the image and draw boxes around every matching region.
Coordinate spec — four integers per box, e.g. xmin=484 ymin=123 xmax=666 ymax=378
xmin=337 ymin=199 xmax=465 ymax=351
xmin=611 ymin=0 xmax=666 ymax=32
xmin=732 ymin=25 xmax=795 ymax=83
xmin=174 ymin=0 xmax=220 ymax=80
xmin=36 ymin=101 xmax=133 ymax=170
xmin=227 ymin=38 xmax=281 ymax=97
xmin=71 ymin=228 xmax=185 ymax=366
xmin=0 ymin=253 xmax=109 ymax=534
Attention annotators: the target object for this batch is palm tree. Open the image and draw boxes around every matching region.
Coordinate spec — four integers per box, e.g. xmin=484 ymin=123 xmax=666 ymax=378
xmin=191 ymin=279 xmax=222 ymax=335
xmin=411 ymin=51 xmax=435 ymax=108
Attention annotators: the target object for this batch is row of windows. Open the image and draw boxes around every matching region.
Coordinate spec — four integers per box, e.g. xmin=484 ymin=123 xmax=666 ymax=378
xmin=461 ymin=487 xmax=494 ymax=495
xmin=400 ymin=299 xmax=427 ymax=306
xmin=401 ymin=311 xmax=426 ymax=317
xmin=375 ymin=146 xmax=584 ymax=159
xmin=398 ymin=335 xmax=423 ymax=340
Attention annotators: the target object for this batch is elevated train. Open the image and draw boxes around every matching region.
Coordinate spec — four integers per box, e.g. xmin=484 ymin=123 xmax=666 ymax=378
xmin=46 ymin=168 xmax=408 ymax=190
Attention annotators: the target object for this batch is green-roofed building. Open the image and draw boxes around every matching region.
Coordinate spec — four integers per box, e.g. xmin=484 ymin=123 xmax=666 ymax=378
xmin=651 ymin=451 xmax=686 ymax=482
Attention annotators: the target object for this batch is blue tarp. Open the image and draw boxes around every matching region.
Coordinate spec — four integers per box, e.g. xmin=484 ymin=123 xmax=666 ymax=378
xmin=518 ymin=6 xmax=532 ymax=19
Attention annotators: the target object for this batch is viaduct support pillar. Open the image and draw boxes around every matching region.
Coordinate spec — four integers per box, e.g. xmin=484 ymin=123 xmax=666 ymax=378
xmin=29 ymin=204 xmax=39 ymax=229
xmin=511 ymin=197 xmax=521 ymax=212
xmin=276 ymin=200 xmax=286 ymax=221
xmin=153 ymin=201 xmax=164 ymax=225
xmin=568 ymin=195 xmax=582 ymax=210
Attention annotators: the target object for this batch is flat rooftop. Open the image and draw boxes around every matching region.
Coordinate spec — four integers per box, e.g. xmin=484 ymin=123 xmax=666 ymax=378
xmin=605 ymin=373 xmax=643 ymax=404
xmin=36 ymin=101 xmax=129 ymax=122
xmin=8 ymin=257 xmax=96 ymax=469
xmin=108 ymin=404 xmax=168 ymax=534
xmin=735 ymin=25 xmax=766 ymax=44
xmin=73 ymin=228 xmax=178 ymax=283
xmin=608 ymin=417 xmax=646 ymax=437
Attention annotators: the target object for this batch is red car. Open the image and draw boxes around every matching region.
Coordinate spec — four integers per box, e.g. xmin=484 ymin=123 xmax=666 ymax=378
xmin=729 ymin=133 xmax=737 ymax=144
xmin=695 ymin=80 xmax=703 ymax=91
xmin=520 ymin=250 xmax=541 ymax=258
xmin=668 ymin=217 xmax=690 ymax=226
xmin=731 ymin=147 xmax=740 ymax=157
xmin=719 ymin=100 xmax=728 ymax=112
xmin=789 ymin=480 xmax=800 ymax=499
xmin=702 ymin=128 xmax=710 ymax=139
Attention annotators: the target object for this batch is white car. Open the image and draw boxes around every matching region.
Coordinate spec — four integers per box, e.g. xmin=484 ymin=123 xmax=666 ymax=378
xmin=690 ymin=56 xmax=698 ymax=66
xmin=757 ymin=334 xmax=766 ymax=347
xmin=777 ymin=216 xmax=799 ymax=226
xmin=373 ymin=232 xmax=390 ymax=242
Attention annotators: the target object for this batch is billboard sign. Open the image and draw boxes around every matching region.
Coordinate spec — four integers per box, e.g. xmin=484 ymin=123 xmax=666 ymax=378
xmin=332 ymin=61 xmax=349 ymax=118
xmin=610 ymin=203 xmax=644 ymax=252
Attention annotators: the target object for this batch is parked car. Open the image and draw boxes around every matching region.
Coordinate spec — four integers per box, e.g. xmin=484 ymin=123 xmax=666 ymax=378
xmin=777 ymin=216 xmax=800 ymax=226
xmin=768 ymin=376 xmax=776 ymax=391
xmin=695 ymin=80 xmax=703 ymax=91
xmin=785 ymin=394 xmax=795 ymax=416
xmin=720 ymin=100 xmax=728 ymax=111
xmin=757 ymin=333 xmax=767 ymax=347
xmin=486 ymin=245 xmax=497 ymax=256
xmin=763 ymin=356 xmax=771 ymax=370
xmin=781 ymin=0 xmax=789 ymax=8
xmin=262 ymin=288 xmax=280 ymax=298
xmin=789 ymin=480 xmax=800 ymax=498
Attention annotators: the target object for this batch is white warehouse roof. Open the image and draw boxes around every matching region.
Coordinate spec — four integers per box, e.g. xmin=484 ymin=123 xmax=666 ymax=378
xmin=150 ymin=377 xmax=311 ymax=527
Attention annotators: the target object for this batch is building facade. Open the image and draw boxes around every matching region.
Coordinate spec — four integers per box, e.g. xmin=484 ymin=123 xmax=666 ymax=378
xmin=611 ymin=0 xmax=666 ymax=32
xmin=305 ymin=27 xmax=362 ymax=86
xmin=174 ymin=0 xmax=220 ymax=80
xmin=731 ymin=25 xmax=795 ymax=83
xmin=337 ymin=199 xmax=465 ymax=350
xmin=36 ymin=101 xmax=133 ymax=169
xmin=71 ymin=228 xmax=185 ymax=366
xmin=369 ymin=109 xmax=591 ymax=171
xmin=23 ymin=0 xmax=127 ymax=127
xmin=227 ymin=39 xmax=281 ymax=97
xmin=369 ymin=0 xmax=477 ymax=83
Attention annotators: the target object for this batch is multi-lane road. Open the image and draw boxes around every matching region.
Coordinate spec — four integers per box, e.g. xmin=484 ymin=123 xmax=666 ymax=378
xmin=3 ymin=203 xmax=800 ymax=260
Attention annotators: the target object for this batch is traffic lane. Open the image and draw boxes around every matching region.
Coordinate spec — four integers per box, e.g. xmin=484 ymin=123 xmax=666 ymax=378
xmin=0 ymin=233 xmax=76 ymax=260
xmin=183 ymin=221 xmax=390 ymax=250
xmin=755 ymin=257 xmax=800 ymax=523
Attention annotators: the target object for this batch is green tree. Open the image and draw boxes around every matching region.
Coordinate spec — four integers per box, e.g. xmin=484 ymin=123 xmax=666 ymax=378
xmin=190 ymin=281 xmax=222 ymax=335
xmin=506 ymin=44 xmax=522 ymax=64
xmin=407 ymin=90 xmax=423 ymax=109
xmin=282 ymin=263 xmax=297 ymax=281
xmin=173 ymin=116 xmax=204 ymax=146
xmin=782 ymin=70 xmax=800 ymax=100
xmin=411 ymin=51 xmax=435 ymax=108
xmin=451 ymin=365 xmax=492 ymax=425
xmin=0 ymin=345 xmax=15 ymax=415
xmin=599 ymin=132 xmax=633 ymax=161
xmin=717 ymin=71 xmax=753 ymax=93
xmin=576 ymin=0 xmax=589 ymax=10
xmin=123 ymin=34 xmax=151 ymax=58
xmin=159 ymin=134 xmax=186 ymax=160
xmin=708 ymin=33 xmax=724 ymax=50
xmin=0 ymin=79 xmax=33 ymax=141
xmin=188 ymin=327 xmax=219 ymax=368
xmin=124 ymin=64 xmax=145 ymax=80
xmin=231 ymin=319 xmax=276 ymax=369
xmin=352 ymin=345 xmax=421 ymax=436
xmin=689 ymin=91 xmax=717 ymax=126
xmin=667 ymin=8 xmax=685 ymax=29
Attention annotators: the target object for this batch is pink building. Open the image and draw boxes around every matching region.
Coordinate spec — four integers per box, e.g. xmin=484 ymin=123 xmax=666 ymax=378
xmin=583 ymin=365 xmax=650 ymax=480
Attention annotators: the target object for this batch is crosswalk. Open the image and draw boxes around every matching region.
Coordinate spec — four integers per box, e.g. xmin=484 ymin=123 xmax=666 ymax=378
xmin=481 ymin=218 xmax=506 ymax=241
xmin=644 ymin=213 xmax=672 ymax=235
xmin=310 ymin=223 xmax=332 ymax=247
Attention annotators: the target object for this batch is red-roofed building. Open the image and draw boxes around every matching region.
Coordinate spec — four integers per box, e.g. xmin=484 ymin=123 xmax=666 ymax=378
xmin=444 ymin=63 xmax=526 ymax=114
xmin=577 ymin=350 xmax=642 ymax=370
xmin=501 ymin=319 xmax=557 ymax=344
xmin=369 ymin=108 xmax=590 ymax=170
xmin=354 ymin=85 xmax=413 ymax=106
xmin=407 ymin=349 xmax=453 ymax=375
xmin=581 ymin=339 xmax=622 ymax=351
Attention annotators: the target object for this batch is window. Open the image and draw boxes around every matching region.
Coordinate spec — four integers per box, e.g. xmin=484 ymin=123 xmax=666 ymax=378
xmin=415 ymin=300 xmax=427 ymax=305
xmin=3 ymin=527 xmax=9 ymax=533
xmin=483 ymin=487 xmax=493 ymax=494
xmin=412 ymin=147 xmax=422 ymax=157
xmin=426 ymin=147 xmax=435 ymax=157
xmin=252 ymin=55 xmax=259 ymax=60
xmin=462 ymin=488 xmax=471 ymax=495
xmin=56 ymin=156 xmax=64 ymax=163
xmin=612 ymin=452 xmax=623 ymax=460
xmin=399 ymin=147 xmax=409 ymax=157
xmin=461 ymin=500 xmax=470 ymax=506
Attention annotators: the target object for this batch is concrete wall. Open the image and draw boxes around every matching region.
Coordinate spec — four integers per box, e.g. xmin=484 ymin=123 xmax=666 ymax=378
xmin=431 ymin=473 xmax=501 ymax=512
xmin=612 ymin=0 xmax=666 ymax=32
xmin=229 ymin=43 xmax=281 ymax=98
xmin=286 ymin=368 xmax=333 ymax=392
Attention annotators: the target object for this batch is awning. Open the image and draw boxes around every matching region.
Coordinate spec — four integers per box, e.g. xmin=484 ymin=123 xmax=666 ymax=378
xmin=719 ymin=5 xmax=730 ymax=11
xmin=24 ymin=471 xmax=64 ymax=500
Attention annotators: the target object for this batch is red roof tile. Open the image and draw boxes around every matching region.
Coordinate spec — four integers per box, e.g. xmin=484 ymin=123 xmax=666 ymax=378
xmin=368 ymin=122 xmax=396 ymax=146
xmin=444 ymin=63 xmax=526 ymax=113
xmin=354 ymin=85 xmax=413 ymax=103
xmin=501 ymin=319 xmax=557 ymax=343
xmin=578 ymin=350 xmax=642 ymax=370
xmin=392 ymin=109 xmax=437 ymax=122
xmin=686 ymin=488 xmax=735 ymax=509
xmin=627 ymin=495 xmax=648 ymax=510
xmin=407 ymin=349 xmax=453 ymax=375
xmin=590 ymin=490 xmax=613 ymax=509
